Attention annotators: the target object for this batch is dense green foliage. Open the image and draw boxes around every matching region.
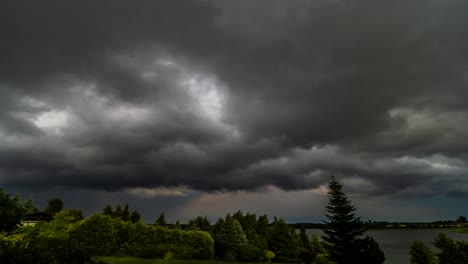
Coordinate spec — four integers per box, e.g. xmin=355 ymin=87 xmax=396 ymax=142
xmin=1 ymin=202 xmax=214 ymax=263
xmin=99 ymin=257 xmax=266 ymax=264
xmin=0 ymin=213 xmax=100 ymax=264
xmin=0 ymin=189 xmax=36 ymax=232
xmin=213 ymin=215 xmax=248 ymax=260
xmin=267 ymin=218 xmax=300 ymax=263
xmin=0 ymin=183 xmax=389 ymax=264
xmin=188 ymin=216 xmax=212 ymax=233
xmin=434 ymin=233 xmax=468 ymax=264
xmin=409 ymin=233 xmax=468 ymax=264
xmin=322 ymin=177 xmax=384 ymax=264
xmin=409 ymin=240 xmax=438 ymax=264
xmin=102 ymin=204 xmax=140 ymax=223
xmin=71 ymin=213 xmax=214 ymax=260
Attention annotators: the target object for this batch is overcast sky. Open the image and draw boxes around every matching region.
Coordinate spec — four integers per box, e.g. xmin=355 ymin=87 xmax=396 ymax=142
xmin=1 ymin=0 xmax=468 ymax=223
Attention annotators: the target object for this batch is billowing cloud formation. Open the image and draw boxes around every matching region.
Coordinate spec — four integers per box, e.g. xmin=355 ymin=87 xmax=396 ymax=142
xmin=1 ymin=0 xmax=468 ymax=205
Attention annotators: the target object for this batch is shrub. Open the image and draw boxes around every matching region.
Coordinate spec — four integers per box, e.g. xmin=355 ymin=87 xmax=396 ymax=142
xmin=0 ymin=231 xmax=99 ymax=264
xmin=69 ymin=213 xmax=121 ymax=256
xmin=263 ymin=250 xmax=275 ymax=263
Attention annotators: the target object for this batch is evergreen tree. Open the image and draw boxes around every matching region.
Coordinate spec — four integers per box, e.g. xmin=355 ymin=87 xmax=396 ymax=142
xmin=114 ymin=204 xmax=123 ymax=218
xmin=129 ymin=210 xmax=141 ymax=223
xmin=155 ymin=211 xmax=166 ymax=226
xmin=122 ymin=204 xmax=130 ymax=221
xmin=102 ymin=204 xmax=113 ymax=216
xmin=267 ymin=218 xmax=300 ymax=263
xmin=257 ymin=214 xmax=269 ymax=238
xmin=188 ymin=215 xmax=211 ymax=232
xmin=214 ymin=214 xmax=248 ymax=260
xmin=360 ymin=236 xmax=386 ymax=264
xmin=322 ymin=176 xmax=384 ymax=264
xmin=299 ymin=225 xmax=314 ymax=264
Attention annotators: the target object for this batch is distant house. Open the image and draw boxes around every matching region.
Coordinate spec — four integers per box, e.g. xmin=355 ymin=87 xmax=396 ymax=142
xmin=20 ymin=212 xmax=53 ymax=226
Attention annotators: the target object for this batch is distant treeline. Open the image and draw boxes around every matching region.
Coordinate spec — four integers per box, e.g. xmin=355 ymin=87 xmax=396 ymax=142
xmin=290 ymin=220 xmax=468 ymax=230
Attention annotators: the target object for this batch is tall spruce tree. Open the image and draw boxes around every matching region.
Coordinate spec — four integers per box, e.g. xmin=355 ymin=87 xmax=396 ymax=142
xmin=322 ymin=176 xmax=384 ymax=264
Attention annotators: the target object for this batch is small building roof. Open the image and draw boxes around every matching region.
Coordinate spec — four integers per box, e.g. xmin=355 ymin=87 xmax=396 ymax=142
xmin=21 ymin=212 xmax=53 ymax=222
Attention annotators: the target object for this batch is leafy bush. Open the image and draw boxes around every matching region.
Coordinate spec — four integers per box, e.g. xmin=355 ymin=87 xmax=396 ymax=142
xmin=263 ymin=250 xmax=275 ymax=263
xmin=0 ymin=233 xmax=30 ymax=263
xmin=0 ymin=230 xmax=100 ymax=264
xmin=69 ymin=213 xmax=122 ymax=256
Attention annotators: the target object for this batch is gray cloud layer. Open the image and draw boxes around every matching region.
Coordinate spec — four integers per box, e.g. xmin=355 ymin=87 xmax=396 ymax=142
xmin=1 ymin=0 xmax=468 ymax=200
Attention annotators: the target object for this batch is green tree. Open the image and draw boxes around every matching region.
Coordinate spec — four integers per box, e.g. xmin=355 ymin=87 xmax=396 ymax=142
xmin=214 ymin=214 xmax=248 ymax=260
xmin=114 ymin=204 xmax=123 ymax=218
xmin=188 ymin=215 xmax=211 ymax=232
xmin=0 ymin=189 xmax=29 ymax=232
xmin=129 ymin=210 xmax=141 ymax=223
xmin=257 ymin=214 xmax=269 ymax=238
xmin=299 ymin=225 xmax=314 ymax=264
xmin=102 ymin=204 xmax=113 ymax=216
xmin=24 ymin=195 xmax=38 ymax=214
xmin=409 ymin=240 xmax=438 ymax=264
xmin=54 ymin=209 xmax=83 ymax=223
xmin=267 ymin=217 xmax=300 ymax=262
xmin=434 ymin=233 xmax=468 ymax=264
xmin=267 ymin=218 xmax=299 ymax=262
xmin=122 ymin=204 xmax=130 ymax=221
xmin=175 ymin=220 xmax=181 ymax=229
xmin=310 ymin=235 xmax=332 ymax=264
xmin=233 ymin=211 xmax=258 ymax=242
xmin=322 ymin=176 xmax=384 ymax=264
xmin=155 ymin=211 xmax=166 ymax=226
xmin=44 ymin=198 xmax=63 ymax=216
xmin=360 ymin=236 xmax=386 ymax=264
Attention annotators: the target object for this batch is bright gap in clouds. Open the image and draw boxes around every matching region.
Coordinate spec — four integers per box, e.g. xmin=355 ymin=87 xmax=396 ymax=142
xmin=182 ymin=75 xmax=225 ymax=122
xmin=32 ymin=109 xmax=69 ymax=135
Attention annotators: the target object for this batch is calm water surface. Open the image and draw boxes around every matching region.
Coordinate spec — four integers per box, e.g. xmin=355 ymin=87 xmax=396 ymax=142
xmin=306 ymin=229 xmax=468 ymax=264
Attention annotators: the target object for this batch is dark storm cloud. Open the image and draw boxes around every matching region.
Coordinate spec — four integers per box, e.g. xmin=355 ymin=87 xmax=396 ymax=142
xmin=1 ymin=0 xmax=468 ymax=200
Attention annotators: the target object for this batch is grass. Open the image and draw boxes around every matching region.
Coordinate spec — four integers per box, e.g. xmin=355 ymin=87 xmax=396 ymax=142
xmin=98 ymin=257 xmax=259 ymax=264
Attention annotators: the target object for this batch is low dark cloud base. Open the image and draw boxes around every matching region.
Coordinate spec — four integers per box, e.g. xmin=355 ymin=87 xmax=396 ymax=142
xmin=1 ymin=0 xmax=468 ymax=202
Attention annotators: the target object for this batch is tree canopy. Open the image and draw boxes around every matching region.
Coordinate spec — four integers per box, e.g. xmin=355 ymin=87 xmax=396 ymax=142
xmin=44 ymin=198 xmax=64 ymax=216
xmin=322 ymin=176 xmax=384 ymax=264
xmin=0 ymin=189 xmax=36 ymax=232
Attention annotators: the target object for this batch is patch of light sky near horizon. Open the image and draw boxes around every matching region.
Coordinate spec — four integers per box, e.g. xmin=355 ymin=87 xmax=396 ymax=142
xmin=125 ymin=186 xmax=193 ymax=198
xmin=174 ymin=185 xmax=329 ymax=222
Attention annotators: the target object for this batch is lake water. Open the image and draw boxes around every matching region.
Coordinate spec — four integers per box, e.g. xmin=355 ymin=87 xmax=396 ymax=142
xmin=306 ymin=229 xmax=468 ymax=264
